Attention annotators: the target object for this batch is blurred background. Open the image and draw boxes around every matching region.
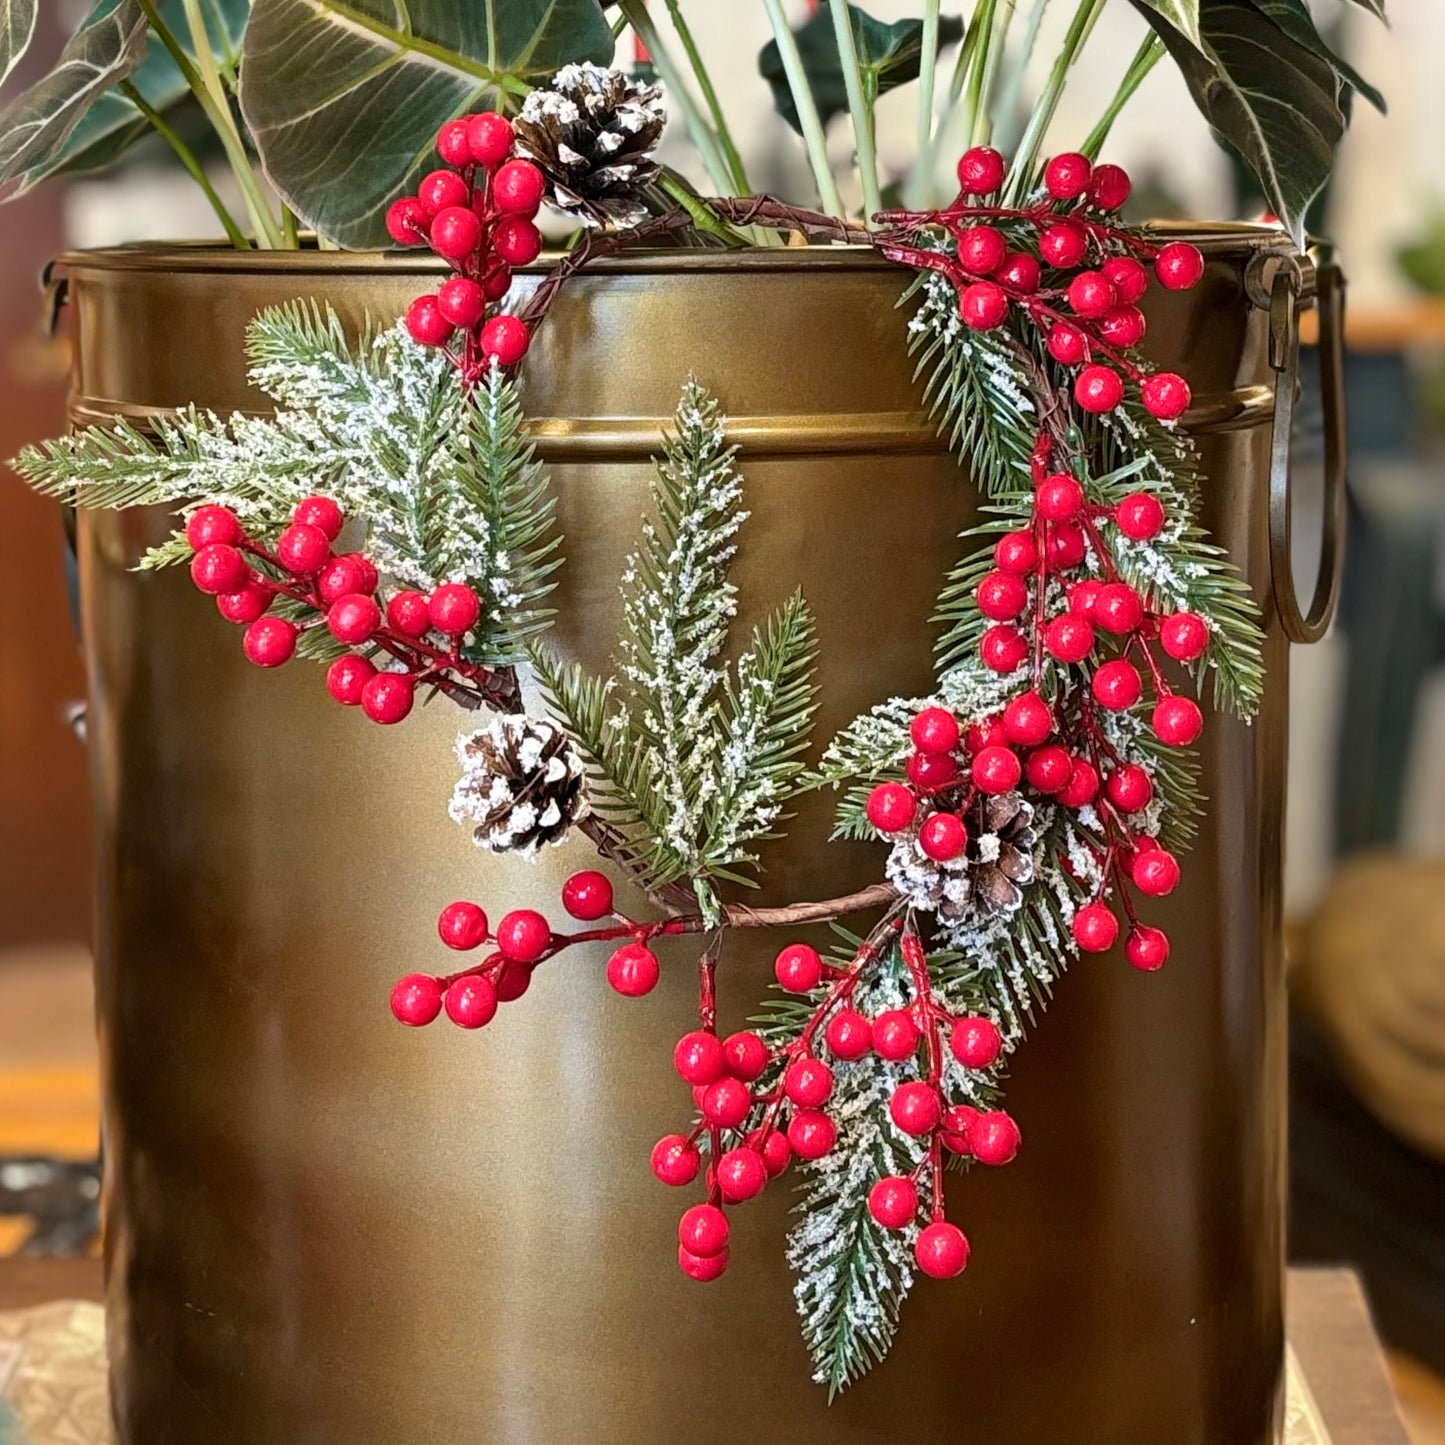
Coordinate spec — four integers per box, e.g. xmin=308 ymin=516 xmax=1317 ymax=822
xmin=1 ymin=0 xmax=1443 ymax=1437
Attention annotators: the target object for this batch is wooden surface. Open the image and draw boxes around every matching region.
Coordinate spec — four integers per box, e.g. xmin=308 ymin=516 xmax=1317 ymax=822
xmin=0 ymin=1261 xmax=1410 ymax=1441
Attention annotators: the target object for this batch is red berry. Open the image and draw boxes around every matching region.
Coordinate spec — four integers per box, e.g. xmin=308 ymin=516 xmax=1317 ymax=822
xmin=437 ymin=900 xmax=488 ymax=951
xmin=941 ymin=1104 xmax=980 ymax=1154
xmin=1102 ymin=254 xmax=1149 ymax=304
xmin=390 ymin=973 xmax=442 ymax=1026
xmin=981 ymin=625 xmax=1028 ymax=673
xmin=960 ymin=281 xmax=1009 ymax=331
xmin=492 ymin=218 xmax=541 ymax=271
xmin=607 ymin=942 xmax=660 ymax=997
xmin=906 ymin=750 xmax=958 ymax=791
xmin=189 ymin=542 xmax=248 ymax=595
xmin=679 ymin=1203 xmax=729 ymax=1258
xmin=385 ymin=197 xmax=429 ymax=246
xmin=444 ymin=974 xmax=498 ymax=1029
xmin=185 ymin=504 xmax=242 ymax=550
xmin=1092 ymin=659 xmax=1142 ymax=710
xmin=784 ymin=1057 xmax=834 ymax=1108
xmin=495 ymin=957 xmax=532 ymax=1002
xmin=1088 ymin=163 xmax=1132 ymax=211
xmin=217 ymin=579 xmax=271 ymax=624
xmin=1093 ymin=581 xmax=1144 ymax=635
xmin=1036 ymin=472 xmax=1084 ymax=522
xmin=651 ymin=1134 xmax=700 ymax=1187
xmin=276 ymin=522 xmax=330 ymax=575
xmin=1133 ymin=847 xmax=1181 ymax=897
xmin=1142 ymin=372 xmax=1191 ymax=421
xmin=868 ymin=1175 xmax=918 ymax=1230
xmin=717 ymin=1147 xmax=768 ymax=1203
xmin=997 ymin=251 xmax=1041 ymax=293
xmin=1155 ymin=240 xmax=1204 ymax=291
xmin=919 ymin=812 xmax=968 ymax=862
xmin=417 ymin=168 xmax=468 ymax=216
xmin=866 ymin=782 xmax=917 ymax=835
xmin=1075 ymin=365 xmax=1124 ymax=413
xmin=1159 ymin=612 xmax=1209 ymax=661
xmin=1002 ymin=690 xmax=1052 ymax=747
xmin=386 ymin=590 xmax=431 ymax=638
xmin=438 ymin=276 xmax=486 ymax=329
xmin=1099 ymin=305 xmax=1146 ymax=349
xmin=493 ymin=909 xmax=550 ymax=964
xmin=1044 ymin=614 xmax=1094 ymax=664
xmin=958 ymin=224 xmax=1006 ymax=274
xmin=428 ymin=581 xmax=481 ymax=636
xmin=1068 ymin=580 xmax=1103 ymax=617
xmin=1116 ymin=492 xmax=1166 ymax=541
xmin=1058 ymin=756 xmax=1099 ymax=808
xmin=242 ymin=616 xmax=297 ymax=668
xmin=325 ymin=593 xmax=380 ymax=645
xmin=344 ymin=553 xmax=378 ymax=593
xmin=1073 ymin=902 xmax=1119 ymax=952
xmin=360 ymin=672 xmax=415 ymax=724
xmin=825 ymin=1009 xmax=872 ymax=1061
xmin=493 ymin=158 xmax=545 ymax=215
xmin=405 ymin=294 xmax=452 ymax=348
xmin=747 ymin=1126 xmax=792 ymax=1177
xmin=674 ymin=1030 xmax=725 ymax=1086
xmin=436 ymin=118 xmax=472 ymax=166
xmin=482 ymin=263 xmax=513 ymax=301
xmin=317 ymin=556 xmax=367 ymax=604
xmin=1068 ymin=270 xmax=1117 ymax=319
xmin=872 ymin=1009 xmax=920 ymax=1061
xmin=1048 ymin=322 xmax=1089 ymax=366
xmin=890 ymin=1081 xmax=941 ymax=1136
xmin=1153 ymin=694 xmax=1204 ymax=746
xmin=678 ymin=1243 xmax=729 ymax=1282
xmin=994 ymin=530 xmax=1037 ymax=575
xmin=787 ymin=1109 xmax=837 ymax=1160
xmin=467 ymin=112 xmax=515 ymax=169
xmin=1039 ymin=221 xmax=1087 ymax=269
xmin=977 ymin=570 xmax=1028 ymax=620
xmin=561 ymin=870 xmax=613 ymax=921
xmin=1126 ymin=924 xmax=1171 ymax=971
xmin=1026 ymin=743 xmax=1073 ymax=793
xmin=480 ymin=314 xmax=530 ymax=367
xmin=775 ymin=943 xmax=823 ymax=993
xmin=431 ymin=204 xmax=483 ymax=260
xmin=957 ymin=145 xmax=1005 ymax=195
xmin=911 ymin=706 xmax=961 ymax=756
xmin=915 ymin=1220 xmax=970 ymax=1279
xmin=972 ymin=743 xmax=1021 ymax=795
xmin=1106 ymin=763 xmax=1153 ymax=812
xmin=1045 ymin=152 xmax=1092 ymax=201
xmin=723 ymin=1031 xmax=769 ymax=1082
xmin=950 ymin=1016 xmax=1003 ymax=1070
xmin=971 ymin=1110 xmax=1021 ymax=1165
xmin=965 ymin=719 xmax=1008 ymax=755
xmin=325 ymin=654 xmax=375 ymax=705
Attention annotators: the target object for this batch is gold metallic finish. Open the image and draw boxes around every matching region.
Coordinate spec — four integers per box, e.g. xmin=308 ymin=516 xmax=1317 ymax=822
xmin=69 ymin=238 xmax=1295 ymax=1445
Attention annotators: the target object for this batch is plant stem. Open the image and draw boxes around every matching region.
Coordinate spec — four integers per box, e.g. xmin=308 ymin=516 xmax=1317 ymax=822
xmin=960 ymin=0 xmax=997 ymax=145
xmin=827 ymin=0 xmax=882 ymax=223
xmin=663 ymin=0 xmax=751 ymax=195
xmin=948 ymin=8 xmax=983 ymax=104
xmin=916 ymin=0 xmax=941 ymax=164
xmin=281 ymin=203 xmax=299 ymax=249
xmin=994 ymin=0 xmax=1052 ymax=155
xmin=1081 ymin=33 xmax=1164 ymax=159
xmin=761 ymin=0 xmax=846 ymax=219
xmin=117 ymin=80 xmax=249 ymax=249
xmin=658 ymin=173 xmax=749 ymax=244
xmin=970 ymin=0 xmax=1018 ymax=147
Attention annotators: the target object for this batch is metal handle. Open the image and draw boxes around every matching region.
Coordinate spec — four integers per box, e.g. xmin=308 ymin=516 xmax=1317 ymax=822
xmin=1267 ymin=257 xmax=1348 ymax=645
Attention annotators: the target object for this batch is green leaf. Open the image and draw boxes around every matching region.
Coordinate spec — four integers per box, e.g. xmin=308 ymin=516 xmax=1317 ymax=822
xmin=759 ymin=3 xmax=963 ymax=134
xmin=0 ymin=0 xmax=37 ymax=91
xmin=1246 ymin=0 xmax=1384 ymax=113
xmin=1146 ymin=0 xmax=1345 ymax=245
xmin=239 ymin=0 xmax=614 ymax=248
xmin=1128 ymin=0 xmax=1202 ymax=48
xmin=0 ymin=0 xmax=148 ymax=192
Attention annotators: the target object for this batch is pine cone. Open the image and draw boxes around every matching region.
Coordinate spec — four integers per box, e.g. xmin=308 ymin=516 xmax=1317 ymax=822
xmin=513 ymin=63 xmax=665 ymax=229
xmin=449 ymin=715 xmax=589 ymax=858
xmin=965 ymin=793 xmax=1037 ymax=916
xmin=886 ymin=835 xmax=973 ymax=923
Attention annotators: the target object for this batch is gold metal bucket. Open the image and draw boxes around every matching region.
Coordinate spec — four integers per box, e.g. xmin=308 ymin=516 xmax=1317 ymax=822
xmin=58 ymin=233 xmax=1341 ymax=1444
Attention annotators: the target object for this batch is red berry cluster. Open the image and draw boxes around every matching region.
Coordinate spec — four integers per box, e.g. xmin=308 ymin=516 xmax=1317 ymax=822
xmin=184 ymin=500 xmax=498 ymax=722
xmin=386 ymin=112 xmax=545 ymax=379
xmin=879 ymin=149 xmax=1204 ymax=422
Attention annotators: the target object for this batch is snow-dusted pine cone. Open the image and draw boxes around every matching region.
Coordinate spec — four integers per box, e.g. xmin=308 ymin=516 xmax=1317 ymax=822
xmin=965 ymin=792 xmax=1036 ymax=916
xmin=513 ymin=63 xmax=665 ymax=228
xmin=450 ymin=715 xmax=589 ymax=858
xmin=887 ymin=833 xmax=973 ymax=923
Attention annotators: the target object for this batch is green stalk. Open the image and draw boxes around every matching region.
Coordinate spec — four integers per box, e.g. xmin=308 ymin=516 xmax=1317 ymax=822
xmin=117 ymin=79 xmax=249 ymax=248
xmin=960 ymin=0 xmax=997 ymax=146
xmin=1081 ymin=33 xmax=1164 ymax=159
xmin=994 ymin=0 xmax=1052 ymax=155
xmin=761 ymin=0 xmax=845 ymax=218
xmin=658 ymin=173 xmax=749 ymax=245
xmin=1007 ymin=0 xmax=1106 ymax=199
xmin=663 ymin=0 xmax=751 ymax=195
xmin=948 ymin=9 xmax=984 ymax=104
xmin=827 ymin=0 xmax=882 ymax=222
xmin=970 ymin=0 xmax=1017 ymax=147
xmin=916 ymin=0 xmax=940 ymax=166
